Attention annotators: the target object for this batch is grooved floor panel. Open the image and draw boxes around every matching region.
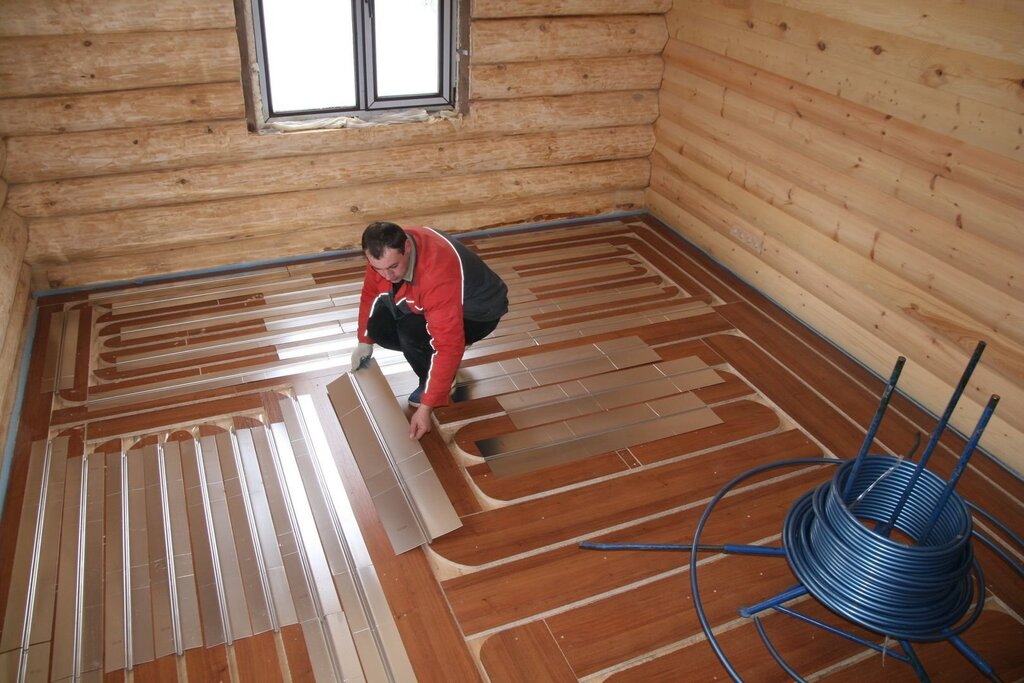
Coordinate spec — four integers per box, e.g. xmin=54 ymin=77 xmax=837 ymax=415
xmin=0 ymin=217 xmax=1021 ymax=682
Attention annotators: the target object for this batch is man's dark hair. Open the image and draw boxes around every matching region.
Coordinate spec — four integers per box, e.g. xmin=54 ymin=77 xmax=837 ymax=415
xmin=361 ymin=221 xmax=408 ymax=258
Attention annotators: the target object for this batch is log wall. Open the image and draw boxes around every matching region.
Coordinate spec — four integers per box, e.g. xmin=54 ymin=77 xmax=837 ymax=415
xmin=0 ymin=0 xmax=669 ymax=288
xmin=0 ymin=202 xmax=30 ymax=468
xmin=649 ymin=0 xmax=1024 ymax=472
xmin=2 ymin=0 xmax=1022 ymax=474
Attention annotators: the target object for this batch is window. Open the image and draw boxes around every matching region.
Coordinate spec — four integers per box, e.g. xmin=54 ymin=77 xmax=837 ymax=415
xmin=242 ymin=0 xmax=459 ymax=125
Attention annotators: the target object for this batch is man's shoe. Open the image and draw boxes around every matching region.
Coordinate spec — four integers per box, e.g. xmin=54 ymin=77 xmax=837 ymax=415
xmin=408 ymin=383 xmax=425 ymax=407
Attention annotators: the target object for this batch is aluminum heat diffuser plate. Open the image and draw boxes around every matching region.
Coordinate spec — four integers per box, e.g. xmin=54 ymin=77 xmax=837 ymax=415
xmin=326 ymin=360 xmax=463 ymax=555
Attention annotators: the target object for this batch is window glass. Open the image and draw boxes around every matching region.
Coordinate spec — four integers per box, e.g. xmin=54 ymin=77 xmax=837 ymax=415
xmin=261 ymin=0 xmax=356 ymax=113
xmin=248 ymin=0 xmax=456 ymax=123
xmin=374 ymin=0 xmax=441 ymax=98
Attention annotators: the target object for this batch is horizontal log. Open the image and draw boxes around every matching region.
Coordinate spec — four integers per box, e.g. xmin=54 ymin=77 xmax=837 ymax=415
xmin=0 ymin=263 xmax=31 ymax=472
xmin=38 ymin=189 xmax=645 ymax=287
xmin=661 ymin=63 xmax=1024 ymax=254
xmin=647 ymin=188 xmax=1023 ymax=473
xmin=0 ymin=29 xmax=239 ymax=97
xmin=652 ymin=140 xmax=1024 ymax=377
xmin=0 ymin=0 xmax=235 ymax=36
xmin=667 ymin=11 xmax=1024 ymax=164
xmin=9 ymin=125 xmax=654 ymax=216
xmin=683 ymin=0 xmax=1024 ymax=114
xmin=4 ymin=90 xmax=659 ymax=183
xmin=654 ymin=114 xmax=1024 ymax=351
xmin=26 ymin=159 xmax=650 ymax=263
xmin=471 ymin=55 xmax=663 ymax=100
xmin=0 ymin=82 xmax=244 ymax=136
xmin=778 ymin=0 xmax=1024 ymax=66
xmin=471 ymin=16 xmax=667 ymax=64
xmin=664 ymin=41 xmax=1024 ymax=210
xmin=658 ymin=79 xmax=1022 ymax=302
xmin=471 ymin=0 xmax=672 ymax=18
xmin=0 ymin=210 xmax=28 ymax=351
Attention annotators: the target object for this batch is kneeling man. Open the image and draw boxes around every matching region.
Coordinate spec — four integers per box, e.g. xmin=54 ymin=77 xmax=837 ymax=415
xmin=351 ymin=222 xmax=508 ymax=439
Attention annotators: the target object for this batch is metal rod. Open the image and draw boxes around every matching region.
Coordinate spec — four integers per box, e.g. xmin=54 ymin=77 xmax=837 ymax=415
xmin=739 ymin=583 xmax=808 ymax=618
xmin=844 ymin=357 xmax=905 ymax=500
xmin=769 ymin=604 xmax=911 ymax=663
xmin=900 ymin=640 xmax=931 ymax=682
xmin=920 ymin=395 xmax=999 ymax=544
xmin=878 ymin=341 xmax=986 ymax=536
xmin=579 ymin=541 xmax=786 ymax=556
xmin=945 ymin=632 xmax=1002 ymax=682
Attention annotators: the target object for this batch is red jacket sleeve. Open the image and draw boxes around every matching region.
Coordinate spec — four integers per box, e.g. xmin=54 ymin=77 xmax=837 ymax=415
xmin=357 ymin=265 xmax=382 ymax=345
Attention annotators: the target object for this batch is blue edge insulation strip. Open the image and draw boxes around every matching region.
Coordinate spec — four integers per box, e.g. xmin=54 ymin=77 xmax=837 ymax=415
xmin=0 ymin=305 xmax=38 ymax=517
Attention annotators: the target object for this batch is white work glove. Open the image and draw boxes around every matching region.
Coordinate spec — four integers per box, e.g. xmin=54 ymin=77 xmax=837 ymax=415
xmin=350 ymin=343 xmax=374 ymax=371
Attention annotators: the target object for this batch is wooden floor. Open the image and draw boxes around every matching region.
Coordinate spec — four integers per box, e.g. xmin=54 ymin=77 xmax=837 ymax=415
xmin=0 ymin=216 xmax=1021 ymax=682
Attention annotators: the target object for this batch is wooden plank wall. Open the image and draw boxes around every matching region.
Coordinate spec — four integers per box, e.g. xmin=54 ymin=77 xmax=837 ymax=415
xmin=649 ymin=0 xmax=1024 ymax=473
xmin=0 ymin=0 xmax=668 ymax=289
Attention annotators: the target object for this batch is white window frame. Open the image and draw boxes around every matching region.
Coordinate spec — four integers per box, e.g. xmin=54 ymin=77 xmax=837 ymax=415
xmin=237 ymin=0 xmax=464 ymax=129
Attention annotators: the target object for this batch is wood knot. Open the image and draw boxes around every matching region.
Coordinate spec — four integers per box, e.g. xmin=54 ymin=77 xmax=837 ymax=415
xmin=82 ymin=40 xmax=92 ymax=47
xmin=872 ymin=45 xmax=884 ymax=55
xmin=745 ymin=20 xmax=754 ymax=28
xmin=924 ymin=65 xmax=948 ymax=86
xmin=817 ymin=40 xmax=827 ymax=51
xmin=778 ymin=21 xmax=788 ymax=31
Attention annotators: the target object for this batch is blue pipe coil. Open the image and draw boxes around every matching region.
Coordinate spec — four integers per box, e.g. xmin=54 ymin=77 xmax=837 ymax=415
xmin=782 ymin=455 xmax=983 ymax=641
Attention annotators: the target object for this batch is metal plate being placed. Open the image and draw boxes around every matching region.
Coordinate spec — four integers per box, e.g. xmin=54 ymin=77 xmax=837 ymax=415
xmin=499 ymin=356 xmax=724 ymax=429
xmin=480 ymin=393 xmax=723 ymax=478
xmin=326 ymin=360 xmax=462 ymax=555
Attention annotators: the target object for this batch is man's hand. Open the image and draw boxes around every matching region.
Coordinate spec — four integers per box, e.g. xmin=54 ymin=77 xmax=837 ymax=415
xmin=409 ymin=404 xmax=433 ymax=440
xmin=350 ymin=343 xmax=374 ymax=371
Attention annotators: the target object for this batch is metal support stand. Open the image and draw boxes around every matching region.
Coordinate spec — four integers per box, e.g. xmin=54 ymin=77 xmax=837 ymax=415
xmin=581 ymin=344 xmax=1019 ymax=682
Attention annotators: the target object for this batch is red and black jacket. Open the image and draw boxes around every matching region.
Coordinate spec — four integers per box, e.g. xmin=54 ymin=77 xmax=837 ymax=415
xmin=357 ymin=226 xmax=508 ymax=407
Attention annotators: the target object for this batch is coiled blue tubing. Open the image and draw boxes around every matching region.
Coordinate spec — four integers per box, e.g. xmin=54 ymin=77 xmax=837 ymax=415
xmin=783 ymin=455 xmax=981 ymax=640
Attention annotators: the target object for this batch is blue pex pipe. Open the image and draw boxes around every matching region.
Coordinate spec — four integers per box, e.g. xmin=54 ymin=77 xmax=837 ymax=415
xmin=784 ymin=456 xmax=983 ymax=641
